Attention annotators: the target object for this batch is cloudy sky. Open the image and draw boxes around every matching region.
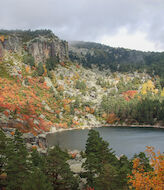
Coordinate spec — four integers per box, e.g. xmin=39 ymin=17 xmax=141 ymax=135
xmin=1 ymin=0 xmax=164 ymax=51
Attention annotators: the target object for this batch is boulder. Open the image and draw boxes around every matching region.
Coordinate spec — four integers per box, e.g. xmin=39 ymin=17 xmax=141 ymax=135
xmin=22 ymin=133 xmax=37 ymax=144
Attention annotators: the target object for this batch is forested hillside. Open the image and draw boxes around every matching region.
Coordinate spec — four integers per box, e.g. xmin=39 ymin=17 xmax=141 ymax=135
xmin=69 ymin=41 xmax=164 ymax=86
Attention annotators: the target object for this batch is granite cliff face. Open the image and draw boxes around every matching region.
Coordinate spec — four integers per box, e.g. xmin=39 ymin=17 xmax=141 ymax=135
xmin=0 ymin=34 xmax=22 ymax=58
xmin=27 ymin=35 xmax=68 ymax=63
xmin=0 ymin=30 xmax=68 ymax=63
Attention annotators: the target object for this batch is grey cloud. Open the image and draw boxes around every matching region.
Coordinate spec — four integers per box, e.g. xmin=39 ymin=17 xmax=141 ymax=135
xmin=1 ymin=0 xmax=164 ymax=49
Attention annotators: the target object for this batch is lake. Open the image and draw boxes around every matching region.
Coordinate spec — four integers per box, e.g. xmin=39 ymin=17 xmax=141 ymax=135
xmin=47 ymin=127 xmax=164 ymax=158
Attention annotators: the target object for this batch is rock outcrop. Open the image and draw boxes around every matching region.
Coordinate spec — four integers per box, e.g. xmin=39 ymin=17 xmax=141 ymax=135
xmin=27 ymin=35 xmax=68 ymax=63
xmin=0 ymin=30 xmax=68 ymax=63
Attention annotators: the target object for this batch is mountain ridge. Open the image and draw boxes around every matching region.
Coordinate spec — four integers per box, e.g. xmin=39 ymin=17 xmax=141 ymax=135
xmin=69 ymin=41 xmax=164 ymax=85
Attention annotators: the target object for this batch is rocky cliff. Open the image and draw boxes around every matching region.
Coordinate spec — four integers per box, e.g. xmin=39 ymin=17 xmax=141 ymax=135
xmin=0 ymin=30 xmax=68 ymax=63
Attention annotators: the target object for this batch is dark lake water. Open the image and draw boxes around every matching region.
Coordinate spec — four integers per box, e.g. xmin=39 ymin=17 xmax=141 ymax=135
xmin=47 ymin=127 xmax=164 ymax=158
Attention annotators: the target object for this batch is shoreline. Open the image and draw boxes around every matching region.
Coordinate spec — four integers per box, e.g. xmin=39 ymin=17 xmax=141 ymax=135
xmin=48 ymin=123 xmax=164 ymax=135
xmin=100 ymin=124 xmax=164 ymax=129
xmin=1 ymin=122 xmax=164 ymax=138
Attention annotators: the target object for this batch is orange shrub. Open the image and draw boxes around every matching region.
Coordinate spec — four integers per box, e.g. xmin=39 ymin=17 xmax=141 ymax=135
xmin=10 ymin=131 xmax=15 ymax=136
xmin=90 ymin=108 xmax=95 ymax=114
xmin=76 ymin=64 xmax=80 ymax=69
xmin=128 ymin=146 xmax=164 ymax=190
xmin=122 ymin=90 xmax=137 ymax=101
xmin=0 ymin=35 xmax=5 ymax=42
xmin=3 ymin=110 xmax=9 ymax=117
xmin=102 ymin=113 xmax=107 ymax=119
xmin=106 ymin=113 xmax=119 ymax=124
xmin=60 ymin=62 xmax=65 ymax=67
xmin=85 ymin=106 xmax=90 ymax=112
xmin=71 ymin=153 xmax=77 ymax=159
xmin=25 ymin=65 xmax=31 ymax=73
xmin=32 ymin=145 xmax=37 ymax=150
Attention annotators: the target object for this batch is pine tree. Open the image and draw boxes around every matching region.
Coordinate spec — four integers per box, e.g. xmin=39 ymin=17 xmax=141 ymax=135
xmin=31 ymin=149 xmax=46 ymax=172
xmin=0 ymin=130 xmax=6 ymax=172
xmin=83 ymin=129 xmax=118 ymax=188
xmin=37 ymin=62 xmax=44 ymax=76
xmin=45 ymin=146 xmax=79 ymax=190
xmin=117 ymin=155 xmax=131 ymax=189
xmin=22 ymin=168 xmax=53 ymax=190
xmin=95 ymin=164 xmax=119 ymax=190
xmin=46 ymin=56 xmax=59 ymax=71
xmin=5 ymin=129 xmax=31 ymax=190
xmin=0 ymin=130 xmax=7 ymax=189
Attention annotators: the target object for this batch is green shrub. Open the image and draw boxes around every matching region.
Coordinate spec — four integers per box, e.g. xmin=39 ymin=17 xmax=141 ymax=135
xmin=23 ymin=54 xmax=35 ymax=67
xmin=75 ymin=80 xmax=86 ymax=90
xmin=37 ymin=62 xmax=44 ymax=76
xmin=60 ymin=74 xmax=64 ymax=80
xmin=47 ymin=71 xmax=52 ymax=79
xmin=46 ymin=56 xmax=59 ymax=71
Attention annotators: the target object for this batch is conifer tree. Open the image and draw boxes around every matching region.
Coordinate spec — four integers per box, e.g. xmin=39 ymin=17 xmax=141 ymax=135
xmin=0 ymin=130 xmax=7 ymax=189
xmin=95 ymin=163 xmax=119 ymax=190
xmin=22 ymin=168 xmax=53 ymax=190
xmin=31 ymin=149 xmax=46 ymax=172
xmin=117 ymin=155 xmax=131 ymax=189
xmin=5 ymin=129 xmax=31 ymax=190
xmin=45 ymin=146 xmax=79 ymax=190
xmin=0 ymin=130 xmax=7 ymax=172
xmin=37 ymin=62 xmax=44 ymax=76
xmin=83 ymin=129 xmax=118 ymax=188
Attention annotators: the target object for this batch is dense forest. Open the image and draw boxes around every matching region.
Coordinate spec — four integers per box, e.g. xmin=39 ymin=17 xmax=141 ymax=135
xmin=0 ymin=129 xmax=163 ymax=190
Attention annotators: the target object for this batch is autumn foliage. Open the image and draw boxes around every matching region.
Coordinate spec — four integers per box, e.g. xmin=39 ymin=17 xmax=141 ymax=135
xmin=85 ymin=106 xmax=95 ymax=114
xmin=0 ymin=76 xmax=53 ymax=134
xmin=70 ymin=152 xmax=77 ymax=159
xmin=0 ymin=35 xmax=5 ymax=43
xmin=86 ymin=187 xmax=94 ymax=190
xmin=25 ymin=65 xmax=31 ymax=73
xmin=106 ymin=113 xmax=119 ymax=124
xmin=128 ymin=146 xmax=164 ymax=190
xmin=141 ymin=80 xmax=158 ymax=95
xmin=60 ymin=62 xmax=65 ymax=67
xmin=122 ymin=90 xmax=137 ymax=101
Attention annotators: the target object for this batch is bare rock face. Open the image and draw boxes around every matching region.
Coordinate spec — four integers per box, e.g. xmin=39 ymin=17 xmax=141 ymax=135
xmin=0 ymin=30 xmax=68 ymax=63
xmin=27 ymin=36 xmax=68 ymax=63
xmin=0 ymin=34 xmax=22 ymax=58
xmin=3 ymin=35 xmax=22 ymax=53
xmin=0 ymin=42 xmax=3 ymax=58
